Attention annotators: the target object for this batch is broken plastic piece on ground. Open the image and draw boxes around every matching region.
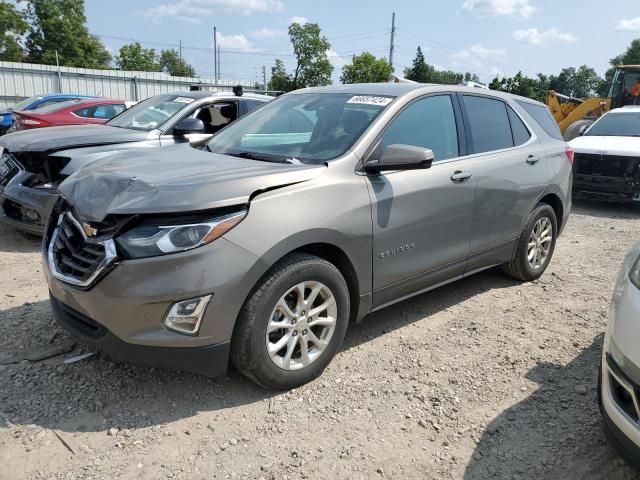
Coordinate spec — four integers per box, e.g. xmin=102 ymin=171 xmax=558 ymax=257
xmin=0 ymin=341 xmax=75 ymax=365
xmin=64 ymin=351 xmax=96 ymax=364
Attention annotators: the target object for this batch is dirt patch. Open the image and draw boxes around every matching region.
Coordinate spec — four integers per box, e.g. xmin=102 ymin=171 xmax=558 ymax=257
xmin=1 ymin=200 xmax=640 ymax=480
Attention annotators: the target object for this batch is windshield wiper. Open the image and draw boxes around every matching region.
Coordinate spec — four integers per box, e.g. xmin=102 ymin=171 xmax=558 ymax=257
xmin=224 ymin=151 xmax=292 ymax=164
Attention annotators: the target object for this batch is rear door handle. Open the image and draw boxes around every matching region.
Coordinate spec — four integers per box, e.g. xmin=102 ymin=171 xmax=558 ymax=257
xmin=451 ymin=170 xmax=473 ymax=183
xmin=526 ymin=155 xmax=541 ymax=165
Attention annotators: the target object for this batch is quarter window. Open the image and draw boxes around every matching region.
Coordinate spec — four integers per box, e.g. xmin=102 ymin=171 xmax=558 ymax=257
xmin=516 ymin=100 xmax=563 ymax=140
xmin=463 ymin=96 xmax=513 ymax=154
xmin=380 ymin=95 xmax=459 ymax=162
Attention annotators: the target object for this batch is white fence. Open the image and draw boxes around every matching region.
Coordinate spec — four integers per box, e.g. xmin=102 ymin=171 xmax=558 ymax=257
xmin=0 ymin=61 xmax=257 ymax=109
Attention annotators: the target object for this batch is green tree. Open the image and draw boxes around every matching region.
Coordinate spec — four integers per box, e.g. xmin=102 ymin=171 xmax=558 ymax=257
xmin=268 ymin=58 xmax=291 ymax=91
xmin=116 ymin=42 xmax=160 ymax=71
xmin=404 ymin=46 xmax=430 ymax=82
xmin=0 ymin=2 xmax=29 ymax=62
xmin=341 ymin=52 xmax=393 ymax=84
xmin=404 ymin=46 xmax=467 ymax=85
xmin=548 ymin=65 xmax=602 ymax=98
xmin=20 ymin=0 xmax=111 ymax=68
xmin=288 ymin=22 xmax=333 ymax=90
xmin=158 ymin=49 xmax=195 ymax=77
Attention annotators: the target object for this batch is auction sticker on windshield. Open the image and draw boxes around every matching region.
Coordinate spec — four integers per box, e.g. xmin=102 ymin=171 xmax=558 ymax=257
xmin=346 ymin=96 xmax=393 ymax=106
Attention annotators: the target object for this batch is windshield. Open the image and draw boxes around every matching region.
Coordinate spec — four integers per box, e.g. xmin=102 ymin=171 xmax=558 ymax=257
xmin=206 ymin=93 xmax=394 ymax=164
xmin=586 ymin=112 xmax=640 ymax=137
xmin=10 ymin=96 xmax=42 ymax=111
xmin=107 ymin=94 xmax=193 ymax=131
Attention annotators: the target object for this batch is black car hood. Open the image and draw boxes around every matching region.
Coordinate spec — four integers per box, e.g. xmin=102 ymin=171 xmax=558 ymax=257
xmin=59 ymin=145 xmax=325 ymax=221
xmin=0 ymin=125 xmax=151 ymax=153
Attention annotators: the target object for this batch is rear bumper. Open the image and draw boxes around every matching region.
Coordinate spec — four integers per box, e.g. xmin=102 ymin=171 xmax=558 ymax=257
xmin=50 ymin=295 xmax=230 ymax=378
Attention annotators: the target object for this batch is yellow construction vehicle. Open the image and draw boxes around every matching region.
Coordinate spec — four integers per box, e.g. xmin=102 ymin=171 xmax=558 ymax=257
xmin=547 ymin=65 xmax=640 ymax=140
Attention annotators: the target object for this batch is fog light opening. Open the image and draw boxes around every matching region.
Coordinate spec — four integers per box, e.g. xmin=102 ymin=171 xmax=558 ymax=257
xmin=164 ymin=294 xmax=212 ymax=335
xmin=24 ymin=208 xmax=41 ymax=222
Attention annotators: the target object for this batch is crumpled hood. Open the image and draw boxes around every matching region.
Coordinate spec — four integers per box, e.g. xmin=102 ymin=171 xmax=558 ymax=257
xmin=569 ymin=135 xmax=640 ymax=156
xmin=59 ymin=145 xmax=326 ymax=221
xmin=0 ymin=125 xmax=151 ymax=153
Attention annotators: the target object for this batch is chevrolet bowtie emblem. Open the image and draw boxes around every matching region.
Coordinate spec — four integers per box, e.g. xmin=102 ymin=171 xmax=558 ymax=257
xmin=82 ymin=222 xmax=98 ymax=237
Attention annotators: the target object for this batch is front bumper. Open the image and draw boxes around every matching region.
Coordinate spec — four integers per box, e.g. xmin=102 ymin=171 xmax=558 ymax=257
xmin=0 ymin=171 xmax=58 ymax=235
xmin=600 ymin=354 xmax=640 ymax=471
xmin=44 ymin=233 xmax=266 ymax=375
xmin=51 ymin=295 xmax=231 ymax=377
xmin=573 ymin=175 xmax=640 ymax=202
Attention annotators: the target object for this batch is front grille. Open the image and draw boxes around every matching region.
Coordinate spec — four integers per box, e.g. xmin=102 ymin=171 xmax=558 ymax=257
xmin=574 ymin=153 xmax=640 ymax=179
xmin=48 ymin=211 xmax=117 ymax=287
xmin=0 ymin=153 xmax=21 ymax=187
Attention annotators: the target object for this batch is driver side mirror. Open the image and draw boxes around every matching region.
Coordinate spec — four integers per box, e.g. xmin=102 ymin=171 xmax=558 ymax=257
xmin=365 ymin=144 xmax=434 ymax=174
xmin=173 ymin=118 xmax=206 ymax=137
xmin=578 ymin=124 xmax=589 ymax=136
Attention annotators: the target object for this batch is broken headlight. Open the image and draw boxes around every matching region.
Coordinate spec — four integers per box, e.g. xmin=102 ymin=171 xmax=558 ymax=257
xmin=116 ymin=210 xmax=246 ymax=259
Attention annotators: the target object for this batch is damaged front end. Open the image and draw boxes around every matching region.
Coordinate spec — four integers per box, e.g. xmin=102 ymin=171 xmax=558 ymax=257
xmin=573 ymin=152 xmax=640 ymax=202
xmin=0 ymin=150 xmax=71 ymax=234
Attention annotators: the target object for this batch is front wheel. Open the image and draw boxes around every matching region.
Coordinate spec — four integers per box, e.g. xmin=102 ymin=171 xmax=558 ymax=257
xmin=231 ymin=253 xmax=350 ymax=390
xmin=502 ymin=203 xmax=557 ymax=281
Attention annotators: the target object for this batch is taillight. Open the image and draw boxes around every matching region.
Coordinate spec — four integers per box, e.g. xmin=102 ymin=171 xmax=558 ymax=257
xmin=565 ymin=145 xmax=574 ymax=165
xmin=22 ymin=118 xmax=45 ymax=126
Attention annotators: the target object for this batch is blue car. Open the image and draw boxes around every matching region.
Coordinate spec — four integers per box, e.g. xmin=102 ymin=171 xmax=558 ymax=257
xmin=0 ymin=94 xmax=97 ymax=135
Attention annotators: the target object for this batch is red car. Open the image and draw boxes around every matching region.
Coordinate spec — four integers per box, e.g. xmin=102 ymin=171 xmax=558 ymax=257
xmin=9 ymin=98 xmax=128 ymax=132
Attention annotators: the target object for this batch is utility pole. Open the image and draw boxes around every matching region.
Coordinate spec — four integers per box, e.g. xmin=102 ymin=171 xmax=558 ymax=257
xmin=213 ymin=26 xmax=218 ymax=83
xmin=389 ymin=12 xmax=396 ymax=71
xmin=179 ymin=40 xmax=182 ymax=61
xmin=262 ymin=65 xmax=267 ymax=92
xmin=54 ymin=49 xmax=63 ymax=93
xmin=217 ymin=44 xmax=221 ymax=81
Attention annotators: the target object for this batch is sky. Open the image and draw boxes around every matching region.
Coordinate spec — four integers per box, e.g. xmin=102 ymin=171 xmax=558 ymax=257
xmin=78 ymin=0 xmax=640 ymax=84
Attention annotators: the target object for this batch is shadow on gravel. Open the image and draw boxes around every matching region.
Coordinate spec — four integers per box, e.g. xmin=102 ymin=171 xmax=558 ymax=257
xmin=464 ymin=334 xmax=640 ymax=480
xmin=0 ymin=223 xmax=41 ymax=253
xmin=573 ymin=199 xmax=640 ymax=220
xmin=0 ymin=268 xmax=519 ymax=434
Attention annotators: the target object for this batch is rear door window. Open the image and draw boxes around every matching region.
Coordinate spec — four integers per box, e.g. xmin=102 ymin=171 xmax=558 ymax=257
xmin=516 ymin=100 xmax=563 ymax=140
xmin=244 ymin=99 xmax=266 ymax=113
xmin=380 ymin=95 xmax=459 ymax=162
xmin=462 ymin=95 xmax=514 ymax=154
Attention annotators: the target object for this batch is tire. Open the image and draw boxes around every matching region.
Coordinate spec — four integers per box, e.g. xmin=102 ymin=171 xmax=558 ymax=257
xmin=230 ymin=253 xmax=350 ymax=390
xmin=501 ymin=203 xmax=558 ymax=282
xmin=563 ymin=119 xmax=594 ymax=141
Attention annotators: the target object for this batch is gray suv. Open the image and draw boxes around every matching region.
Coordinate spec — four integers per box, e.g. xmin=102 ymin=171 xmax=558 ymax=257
xmin=43 ymin=84 xmax=572 ymax=389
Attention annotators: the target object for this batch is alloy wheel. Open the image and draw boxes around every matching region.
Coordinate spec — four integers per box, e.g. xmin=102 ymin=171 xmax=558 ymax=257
xmin=528 ymin=216 xmax=553 ymax=270
xmin=266 ymin=281 xmax=337 ymax=371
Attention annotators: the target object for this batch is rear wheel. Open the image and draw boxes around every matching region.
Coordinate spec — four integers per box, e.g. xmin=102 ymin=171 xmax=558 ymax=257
xmin=563 ymin=119 xmax=594 ymax=141
xmin=231 ymin=253 xmax=350 ymax=390
xmin=502 ymin=203 xmax=557 ymax=281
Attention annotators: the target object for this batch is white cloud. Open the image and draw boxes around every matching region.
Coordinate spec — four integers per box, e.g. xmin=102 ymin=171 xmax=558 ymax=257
xmin=144 ymin=0 xmax=283 ymax=23
xmin=327 ymin=49 xmax=346 ymax=68
xmin=450 ymin=43 xmax=505 ymax=68
xmin=216 ymin=33 xmax=260 ymax=52
xmin=461 ymin=0 xmax=534 ymax=19
xmin=289 ymin=16 xmax=309 ymax=25
xmin=513 ymin=27 xmax=577 ymax=45
xmin=616 ymin=17 xmax=640 ymax=31
xmin=250 ymin=27 xmax=286 ymax=38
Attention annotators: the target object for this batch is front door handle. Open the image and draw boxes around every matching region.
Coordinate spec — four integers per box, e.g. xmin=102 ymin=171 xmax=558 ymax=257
xmin=451 ymin=170 xmax=473 ymax=183
xmin=526 ymin=155 xmax=541 ymax=165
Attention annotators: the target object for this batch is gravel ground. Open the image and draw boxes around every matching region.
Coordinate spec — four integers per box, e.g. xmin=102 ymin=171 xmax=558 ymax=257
xmin=1 ymin=199 xmax=640 ymax=480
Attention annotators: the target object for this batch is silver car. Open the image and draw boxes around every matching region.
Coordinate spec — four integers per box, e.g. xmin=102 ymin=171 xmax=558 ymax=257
xmin=43 ymin=84 xmax=572 ymax=389
xmin=599 ymin=242 xmax=640 ymax=469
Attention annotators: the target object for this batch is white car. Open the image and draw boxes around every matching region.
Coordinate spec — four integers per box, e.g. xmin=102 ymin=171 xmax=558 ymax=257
xmin=569 ymin=106 xmax=640 ymax=202
xmin=600 ymin=242 xmax=640 ymax=469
